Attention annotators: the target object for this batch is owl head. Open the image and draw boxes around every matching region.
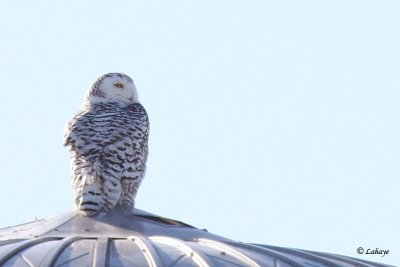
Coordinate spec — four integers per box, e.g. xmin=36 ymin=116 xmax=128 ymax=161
xmin=86 ymin=73 xmax=139 ymax=104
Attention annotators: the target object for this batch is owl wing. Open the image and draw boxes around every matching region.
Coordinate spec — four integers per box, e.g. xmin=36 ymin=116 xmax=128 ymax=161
xmin=115 ymin=103 xmax=149 ymax=211
xmin=63 ymin=110 xmax=108 ymax=215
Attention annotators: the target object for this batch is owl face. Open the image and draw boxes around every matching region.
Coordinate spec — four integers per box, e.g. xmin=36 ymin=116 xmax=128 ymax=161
xmin=87 ymin=73 xmax=139 ymax=104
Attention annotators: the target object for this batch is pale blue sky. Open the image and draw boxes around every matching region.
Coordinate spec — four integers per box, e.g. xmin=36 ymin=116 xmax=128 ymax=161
xmin=0 ymin=1 xmax=399 ymax=265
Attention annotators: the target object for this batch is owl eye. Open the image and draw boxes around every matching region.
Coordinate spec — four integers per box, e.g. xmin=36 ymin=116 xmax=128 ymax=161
xmin=114 ymin=83 xmax=124 ymax=88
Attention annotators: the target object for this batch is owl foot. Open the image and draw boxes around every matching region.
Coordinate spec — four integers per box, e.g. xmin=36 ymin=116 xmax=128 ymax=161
xmin=118 ymin=201 xmax=135 ymax=215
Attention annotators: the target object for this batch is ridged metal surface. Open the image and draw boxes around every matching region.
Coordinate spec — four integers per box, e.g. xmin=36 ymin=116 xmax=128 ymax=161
xmin=0 ymin=209 xmax=395 ymax=267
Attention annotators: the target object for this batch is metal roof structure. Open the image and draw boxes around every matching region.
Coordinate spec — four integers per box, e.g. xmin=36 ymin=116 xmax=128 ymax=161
xmin=0 ymin=207 xmax=395 ymax=267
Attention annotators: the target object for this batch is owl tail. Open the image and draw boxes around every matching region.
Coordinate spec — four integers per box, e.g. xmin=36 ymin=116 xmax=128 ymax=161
xmin=73 ymin=161 xmax=103 ymax=216
xmin=78 ymin=181 xmax=103 ymax=216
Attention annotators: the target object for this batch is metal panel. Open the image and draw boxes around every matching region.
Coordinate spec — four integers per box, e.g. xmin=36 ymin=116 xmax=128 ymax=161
xmin=0 ymin=210 xmax=395 ymax=267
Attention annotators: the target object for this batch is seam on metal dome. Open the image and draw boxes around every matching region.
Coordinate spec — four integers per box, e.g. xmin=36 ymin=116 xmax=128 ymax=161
xmin=39 ymin=236 xmax=85 ymax=267
xmin=197 ymin=238 xmax=261 ymax=267
xmin=91 ymin=237 xmax=109 ymax=267
xmin=128 ymin=235 xmax=163 ymax=267
xmin=135 ymin=215 xmax=195 ymax=228
xmin=150 ymin=236 xmax=212 ymax=267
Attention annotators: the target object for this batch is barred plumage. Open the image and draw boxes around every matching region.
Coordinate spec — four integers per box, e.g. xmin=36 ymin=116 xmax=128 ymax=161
xmin=63 ymin=73 xmax=149 ymax=215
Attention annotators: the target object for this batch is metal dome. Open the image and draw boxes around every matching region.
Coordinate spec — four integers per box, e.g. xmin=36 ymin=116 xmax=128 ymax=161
xmin=0 ymin=208 xmax=394 ymax=267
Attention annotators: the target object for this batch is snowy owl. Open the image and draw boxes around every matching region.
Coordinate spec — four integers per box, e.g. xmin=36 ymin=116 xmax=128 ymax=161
xmin=63 ymin=73 xmax=149 ymax=216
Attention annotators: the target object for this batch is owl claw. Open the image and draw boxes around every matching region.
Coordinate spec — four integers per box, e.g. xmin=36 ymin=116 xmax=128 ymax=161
xmin=79 ymin=209 xmax=100 ymax=217
xmin=118 ymin=201 xmax=135 ymax=215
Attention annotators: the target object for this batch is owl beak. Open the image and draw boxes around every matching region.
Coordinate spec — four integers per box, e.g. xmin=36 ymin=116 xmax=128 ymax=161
xmin=116 ymin=94 xmax=134 ymax=102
